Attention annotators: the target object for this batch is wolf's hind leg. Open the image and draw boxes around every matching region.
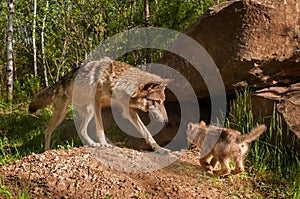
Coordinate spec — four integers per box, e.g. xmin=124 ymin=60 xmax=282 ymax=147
xmin=94 ymin=103 xmax=109 ymax=147
xmin=76 ymin=105 xmax=99 ymax=147
xmin=45 ymin=97 xmax=69 ymax=151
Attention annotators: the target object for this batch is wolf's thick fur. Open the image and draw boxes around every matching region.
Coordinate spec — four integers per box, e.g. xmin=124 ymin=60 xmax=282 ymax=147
xmin=186 ymin=121 xmax=267 ymax=176
xmin=30 ymin=57 xmax=171 ymax=152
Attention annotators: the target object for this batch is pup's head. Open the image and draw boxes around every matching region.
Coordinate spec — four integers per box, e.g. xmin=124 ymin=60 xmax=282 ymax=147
xmin=186 ymin=121 xmax=207 ymax=147
xmin=130 ymin=79 xmax=172 ymax=123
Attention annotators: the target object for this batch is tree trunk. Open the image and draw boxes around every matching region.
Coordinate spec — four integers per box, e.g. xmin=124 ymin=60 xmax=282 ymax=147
xmin=7 ymin=0 xmax=14 ymax=101
xmin=32 ymin=0 xmax=37 ymax=77
xmin=144 ymin=0 xmax=151 ymax=63
xmin=41 ymin=1 xmax=49 ymax=86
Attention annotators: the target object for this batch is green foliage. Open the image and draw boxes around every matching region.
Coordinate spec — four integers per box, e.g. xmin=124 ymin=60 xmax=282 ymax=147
xmin=0 ymin=0 xmax=221 ymax=101
xmin=0 ymin=169 xmax=31 ymax=199
xmin=227 ymin=87 xmax=300 ymax=198
xmin=0 ymin=136 xmax=20 ymax=165
xmin=105 ymin=124 xmax=128 ymax=147
xmin=0 ymin=179 xmax=13 ymax=199
xmin=0 ymin=105 xmax=81 ymax=161
xmin=104 ymin=194 xmax=113 ymax=199
xmin=13 ymin=74 xmax=41 ymax=103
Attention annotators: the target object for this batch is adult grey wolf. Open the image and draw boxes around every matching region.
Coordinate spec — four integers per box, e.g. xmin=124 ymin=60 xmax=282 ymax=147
xmin=29 ymin=57 xmax=172 ymax=152
xmin=186 ymin=121 xmax=266 ymax=176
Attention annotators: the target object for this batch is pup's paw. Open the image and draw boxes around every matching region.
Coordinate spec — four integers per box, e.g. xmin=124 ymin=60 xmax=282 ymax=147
xmin=213 ymin=169 xmax=231 ymax=176
xmin=231 ymin=168 xmax=244 ymax=175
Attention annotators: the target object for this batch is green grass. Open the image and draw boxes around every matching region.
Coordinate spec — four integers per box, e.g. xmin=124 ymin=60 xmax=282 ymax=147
xmin=0 ymin=101 xmax=127 ymax=165
xmin=0 ymin=102 xmax=81 ymax=165
xmin=0 ymin=177 xmax=13 ymax=199
xmin=226 ymin=87 xmax=300 ymax=198
xmin=0 ymin=175 xmax=31 ymax=199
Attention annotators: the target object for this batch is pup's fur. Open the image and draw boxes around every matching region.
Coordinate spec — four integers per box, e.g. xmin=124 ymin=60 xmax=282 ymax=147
xmin=29 ymin=57 xmax=171 ymax=152
xmin=186 ymin=121 xmax=267 ymax=176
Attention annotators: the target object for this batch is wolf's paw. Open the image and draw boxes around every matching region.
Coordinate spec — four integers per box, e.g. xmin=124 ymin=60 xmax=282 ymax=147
xmin=154 ymin=147 xmax=170 ymax=154
xmin=89 ymin=142 xmax=113 ymax=148
xmin=88 ymin=142 xmax=100 ymax=148
xmin=100 ymin=143 xmax=113 ymax=148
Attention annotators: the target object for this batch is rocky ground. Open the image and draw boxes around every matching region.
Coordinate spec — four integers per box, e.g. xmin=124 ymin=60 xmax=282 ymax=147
xmin=0 ymin=146 xmax=268 ymax=199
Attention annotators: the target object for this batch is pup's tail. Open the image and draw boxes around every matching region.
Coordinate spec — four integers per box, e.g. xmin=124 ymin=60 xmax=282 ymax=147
xmin=237 ymin=124 xmax=267 ymax=143
xmin=29 ymin=86 xmax=55 ymax=113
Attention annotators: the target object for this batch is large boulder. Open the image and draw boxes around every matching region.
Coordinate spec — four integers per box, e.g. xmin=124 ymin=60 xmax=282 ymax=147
xmin=157 ymin=0 xmax=300 ymax=100
xmin=254 ymin=83 xmax=300 ymax=138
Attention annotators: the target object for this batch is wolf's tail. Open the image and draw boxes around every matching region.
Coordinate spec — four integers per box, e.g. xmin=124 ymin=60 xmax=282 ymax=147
xmin=29 ymin=86 xmax=55 ymax=113
xmin=29 ymin=68 xmax=78 ymax=113
xmin=237 ymin=124 xmax=267 ymax=144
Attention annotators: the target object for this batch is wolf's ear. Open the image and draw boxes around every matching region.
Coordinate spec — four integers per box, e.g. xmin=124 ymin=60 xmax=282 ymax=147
xmin=131 ymin=83 xmax=154 ymax=98
xmin=161 ymin=79 xmax=174 ymax=86
xmin=131 ymin=85 xmax=144 ymax=98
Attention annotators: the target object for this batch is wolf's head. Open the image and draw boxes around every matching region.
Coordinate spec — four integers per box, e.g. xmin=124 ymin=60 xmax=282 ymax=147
xmin=130 ymin=79 xmax=172 ymax=123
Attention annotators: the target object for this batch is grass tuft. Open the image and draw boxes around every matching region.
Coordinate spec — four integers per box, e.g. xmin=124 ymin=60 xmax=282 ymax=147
xmin=226 ymin=87 xmax=300 ymax=198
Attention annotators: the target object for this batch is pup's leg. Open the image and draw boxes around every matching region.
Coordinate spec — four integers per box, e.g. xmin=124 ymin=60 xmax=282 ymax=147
xmin=231 ymin=157 xmax=245 ymax=175
xmin=214 ymin=158 xmax=231 ymax=176
xmin=45 ymin=97 xmax=69 ymax=151
xmin=210 ymin=157 xmax=218 ymax=170
xmin=199 ymin=153 xmax=214 ymax=172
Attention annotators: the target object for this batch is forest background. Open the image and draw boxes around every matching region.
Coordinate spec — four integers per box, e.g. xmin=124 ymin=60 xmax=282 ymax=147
xmin=0 ymin=0 xmax=221 ymax=103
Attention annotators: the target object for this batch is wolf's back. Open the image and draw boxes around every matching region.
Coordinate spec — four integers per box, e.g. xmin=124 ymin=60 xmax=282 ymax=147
xmin=237 ymin=125 xmax=267 ymax=144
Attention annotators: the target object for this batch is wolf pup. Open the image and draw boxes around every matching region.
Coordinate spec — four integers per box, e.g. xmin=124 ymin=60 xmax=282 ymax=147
xmin=186 ymin=121 xmax=266 ymax=176
xmin=29 ymin=57 xmax=172 ymax=152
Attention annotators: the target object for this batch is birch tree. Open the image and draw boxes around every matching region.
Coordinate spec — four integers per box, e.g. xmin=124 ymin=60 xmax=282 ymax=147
xmin=32 ymin=0 xmax=37 ymax=77
xmin=41 ymin=1 xmax=49 ymax=86
xmin=7 ymin=0 xmax=14 ymax=101
xmin=144 ymin=0 xmax=151 ymax=63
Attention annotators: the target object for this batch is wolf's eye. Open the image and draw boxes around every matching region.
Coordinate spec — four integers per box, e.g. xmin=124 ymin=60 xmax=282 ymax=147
xmin=154 ymin=100 xmax=162 ymax=105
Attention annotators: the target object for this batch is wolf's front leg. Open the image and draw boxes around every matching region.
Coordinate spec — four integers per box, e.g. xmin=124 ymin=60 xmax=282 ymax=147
xmin=125 ymin=109 xmax=169 ymax=153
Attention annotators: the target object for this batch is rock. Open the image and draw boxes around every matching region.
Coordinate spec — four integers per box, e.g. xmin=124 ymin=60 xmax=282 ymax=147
xmin=277 ymin=85 xmax=300 ymax=138
xmin=157 ymin=0 xmax=300 ymax=100
xmin=254 ymin=83 xmax=300 ymax=138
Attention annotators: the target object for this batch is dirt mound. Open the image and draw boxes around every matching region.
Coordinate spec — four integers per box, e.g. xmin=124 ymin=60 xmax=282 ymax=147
xmin=0 ymin=147 xmax=265 ymax=198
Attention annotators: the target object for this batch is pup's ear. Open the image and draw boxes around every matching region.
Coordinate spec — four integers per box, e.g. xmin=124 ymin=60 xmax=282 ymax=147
xmin=187 ymin=122 xmax=194 ymax=131
xmin=199 ymin=121 xmax=206 ymax=127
